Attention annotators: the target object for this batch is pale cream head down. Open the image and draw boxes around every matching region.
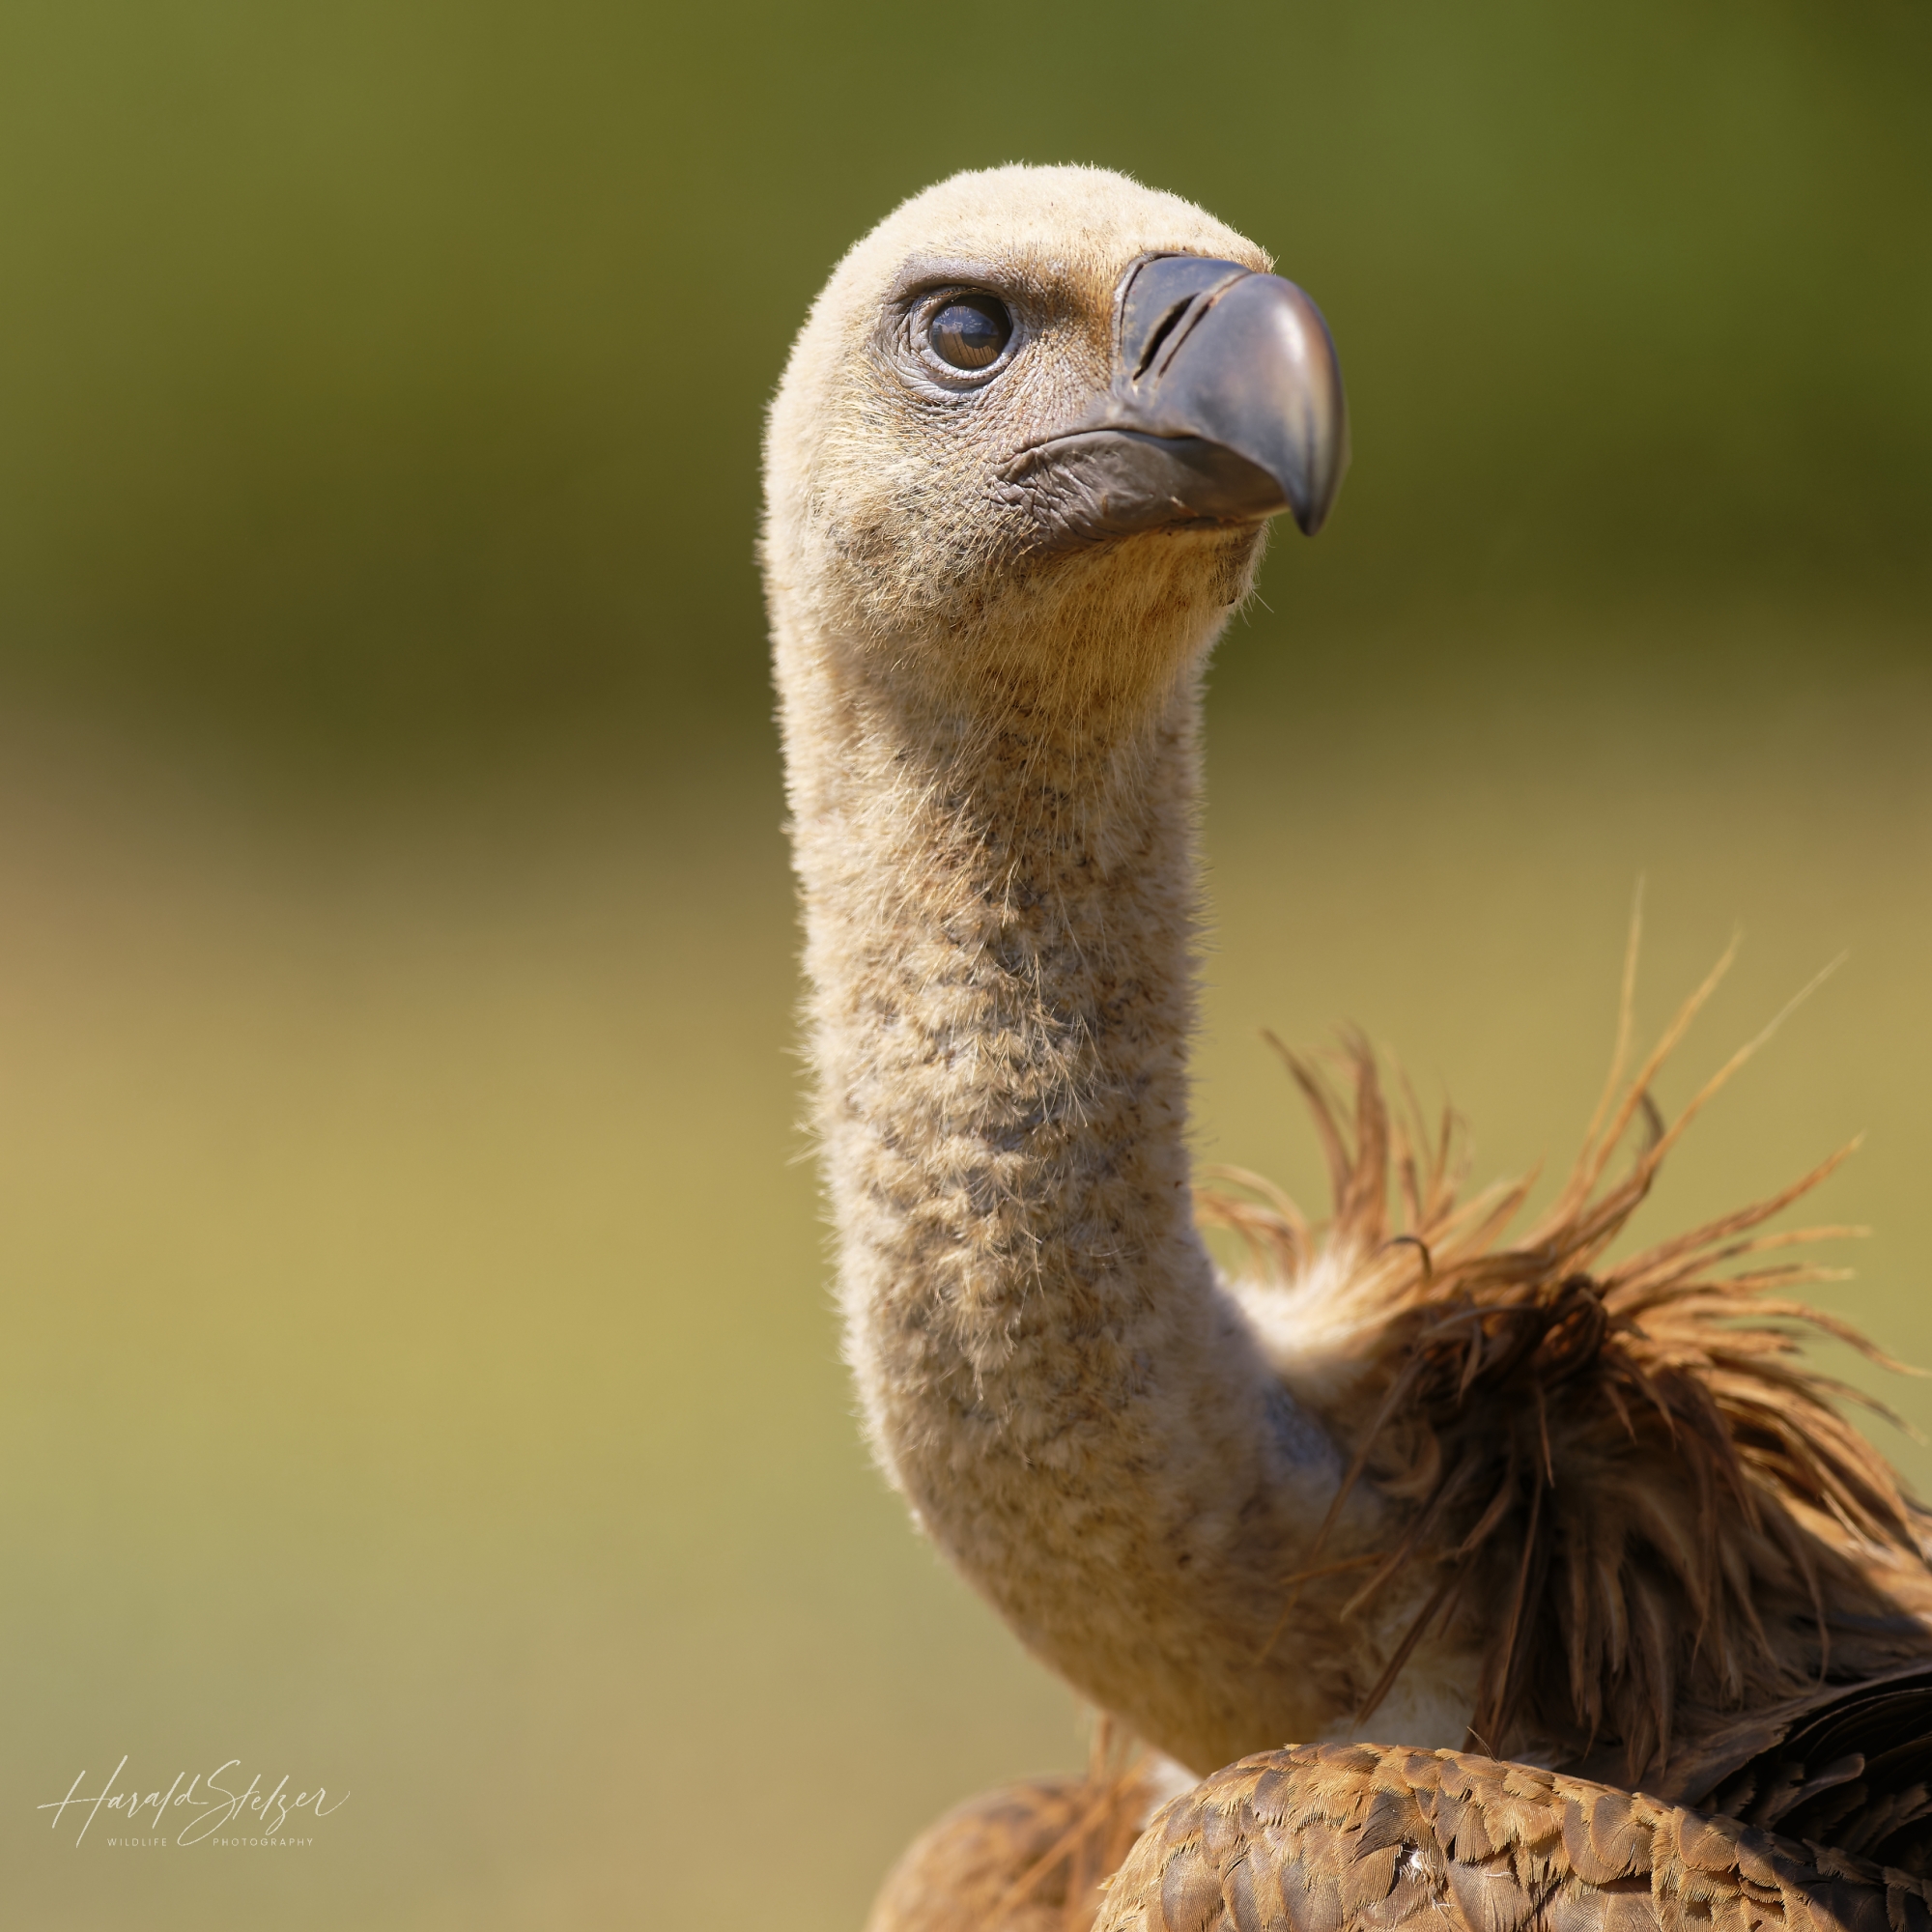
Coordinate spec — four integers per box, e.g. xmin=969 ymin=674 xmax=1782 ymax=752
xmin=763 ymin=164 xmax=1280 ymax=721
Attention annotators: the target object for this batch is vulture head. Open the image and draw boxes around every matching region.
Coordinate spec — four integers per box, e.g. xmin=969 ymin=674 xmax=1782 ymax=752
xmin=763 ymin=165 xmax=1348 ymax=720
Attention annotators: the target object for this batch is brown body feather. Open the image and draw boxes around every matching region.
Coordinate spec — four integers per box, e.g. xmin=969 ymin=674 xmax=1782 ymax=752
xmin=865 ymin=1776 xmax=1132 ymax=1932
xmin=1095 ymin=1741 xmax=1932 ymax=1932
xmin=872 ymin=1720 xmax=1932 ymax=1932
xmin=867 ymin=1727 xmax=1158 ymax=1932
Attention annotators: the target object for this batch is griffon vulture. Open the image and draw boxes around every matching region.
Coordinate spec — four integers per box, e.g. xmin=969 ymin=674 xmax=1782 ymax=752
xmin=762 ymin=165 xmax=1932 ymax=1927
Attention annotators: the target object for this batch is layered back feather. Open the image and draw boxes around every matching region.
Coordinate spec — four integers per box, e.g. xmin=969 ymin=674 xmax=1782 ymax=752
xmin=1094 ymin=1741 xmax=1932 ymax=1932
xmin=1200 ymin=943 xmax=1932 ymax=1783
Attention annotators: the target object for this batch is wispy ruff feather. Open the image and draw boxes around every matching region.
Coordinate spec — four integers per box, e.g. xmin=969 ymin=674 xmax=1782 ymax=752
xmin=1199 ymin=924 xmax=1932 ymax=1784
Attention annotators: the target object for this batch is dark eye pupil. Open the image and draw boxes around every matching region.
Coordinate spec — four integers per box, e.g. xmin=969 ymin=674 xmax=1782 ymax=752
xmin=929 ymin=296 xmax=1011 ymax=371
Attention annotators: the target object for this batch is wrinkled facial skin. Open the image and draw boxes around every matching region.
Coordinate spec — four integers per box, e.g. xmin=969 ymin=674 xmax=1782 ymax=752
xmin=763 ymin=168 xmax=1281 ymax=696
xmin=842 ymin=247 xmax=1208 ymax=636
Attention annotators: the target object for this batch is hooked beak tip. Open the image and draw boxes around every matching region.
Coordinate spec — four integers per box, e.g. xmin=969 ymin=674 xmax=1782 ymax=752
xmin=998 ymin=256 xmax=1350 ymax=552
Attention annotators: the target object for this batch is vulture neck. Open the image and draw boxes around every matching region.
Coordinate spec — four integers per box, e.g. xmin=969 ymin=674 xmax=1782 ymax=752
xmin=778 ymin=611 xmax=1460 ymax=1774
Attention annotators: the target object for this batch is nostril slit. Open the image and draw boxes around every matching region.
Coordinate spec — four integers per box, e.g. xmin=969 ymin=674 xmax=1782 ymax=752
xmin=1132 ymin=298 xmax=1195 ymax=381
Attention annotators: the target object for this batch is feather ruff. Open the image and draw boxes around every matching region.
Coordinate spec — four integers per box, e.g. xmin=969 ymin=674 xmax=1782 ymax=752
xmin=1199 ymin=941 xmax=1932 ymax=1782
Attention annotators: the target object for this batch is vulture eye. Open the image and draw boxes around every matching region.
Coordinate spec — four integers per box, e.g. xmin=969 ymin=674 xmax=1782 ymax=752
xmin=926 ymin=295 xmax=1012 ymax=372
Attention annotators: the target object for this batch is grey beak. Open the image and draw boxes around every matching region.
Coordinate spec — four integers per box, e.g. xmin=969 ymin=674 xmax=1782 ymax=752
xmin=997 ymin=254 xmax=1350 ymax=550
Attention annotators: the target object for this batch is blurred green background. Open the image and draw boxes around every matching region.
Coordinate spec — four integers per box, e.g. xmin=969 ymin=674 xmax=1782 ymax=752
xmin=1 ymin=2 xmax=1928 ymax=1926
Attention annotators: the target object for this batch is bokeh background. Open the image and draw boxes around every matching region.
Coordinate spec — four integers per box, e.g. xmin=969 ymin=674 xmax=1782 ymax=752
xmin=2 ymin=3 xmax=1928 ymax=1925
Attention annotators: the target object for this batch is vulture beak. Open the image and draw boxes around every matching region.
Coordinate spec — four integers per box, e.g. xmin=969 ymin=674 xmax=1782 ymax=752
xmin=999 ymin=254 xmax=1350 ymax=548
